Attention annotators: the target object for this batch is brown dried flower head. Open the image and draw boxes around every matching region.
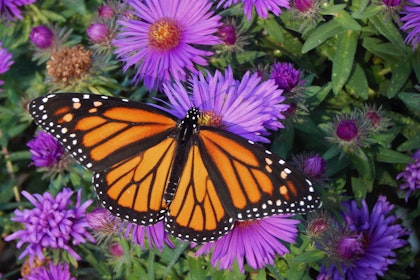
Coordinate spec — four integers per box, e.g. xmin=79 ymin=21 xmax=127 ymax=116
xmin=46 ymin=44 xmax=92 ymax=85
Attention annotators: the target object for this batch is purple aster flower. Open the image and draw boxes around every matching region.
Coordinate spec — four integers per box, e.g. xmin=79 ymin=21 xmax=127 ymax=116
xmin=270 ymin=62 xmax=301 ymax=92
xmin=0 ymin=0 xmax=35 ymax=22
xmin=157 ymin=67 xmax=289 ymax=143
xmin=292 ymin=153 xmax=328 ymax=187
xmin=303 ymin=154 xmax=326 ymax=179
xmin=23 ymin=262 xmax=75 ymax=280
xmin=218 ymin=0 xmax=290 ymax=21
xmin=316 ymin=196 xmax=408 ymax=279
xmin=113 ymin=0 xmax=222 ymax=91
xmin=336 ymin=119 xmax=358 ymax=141
xmin=27 ymin=131 xmax=65 ymax=168
xmin=30 ymin=25 xmax=54 ymax=49
xmin=5 ymin=188 xmax=95 ymax=263
xmin=87 ymin=23 xmax=109 ymax=43
xmin=196 ymin=215 xmax=299 ymax=273
xmin=396 ymin=149 xmax=420 ymax=201
xmin=323 ymin=111 xmax=370 ymax=154
xmin=400 ymin=0 xmax=420 ymax=49
xmin=0 ymin=42 xmax=13 ymax=87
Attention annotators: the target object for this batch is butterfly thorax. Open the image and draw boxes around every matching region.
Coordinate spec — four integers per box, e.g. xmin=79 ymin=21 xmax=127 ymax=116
xmin=164 ymin=107 xmax=200 ymax=203
xmin=178 ymin=107 xmax=200 ymax=144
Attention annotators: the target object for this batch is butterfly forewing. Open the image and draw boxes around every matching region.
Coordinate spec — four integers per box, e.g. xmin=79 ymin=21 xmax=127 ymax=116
xmin=28 ymin=93 xmax=178 ymax=171
xmin=198 ymin=127 xmax=321 ymax=221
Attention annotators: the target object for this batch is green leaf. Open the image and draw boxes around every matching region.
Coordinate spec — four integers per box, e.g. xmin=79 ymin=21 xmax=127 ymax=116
xmin=302 ymin=20 xmax=346 ymax=53
xmin=346 ymin=63 xmax=369 ymax=100
xmin=334 ymin=10 xmax=361 ymax=31
xmin=62 ymin=0 xmax=87 ymax=15
xmin=352 ymin=5 xmax=382 ymax=19
xmin=188 ymin=257 xmax=205 ymax=280
xmin=332 ymin=30 xmax=359 ymax=94
xmin=265 ymin=17 xmax=284 ymax=43
xmin=293 ymin=250 xmax=326 ymax=263
xmin=375 ymin=147 xmax=412 ymax=164
xmin=398 ymin=134 xmax=420 ymax=152
xmin=267 ymin=265 xmax=284 ymax=280
xmin=370 ymin=14 xmax=408 ymax=54
xmin=235 ymin=51 xmax=266 ymax=64
xmin=307 ymin=82 xmax=331 ymax=108
xmin=399 ymin=92 xmax=420 ymax=113
xmin=322 ymin=145 xmax=342 ymax=161
xmin=362 ymin=37 xmax=406 ymax=58
xmin=350 ymin=149 xmax=375 ymax=182
xmin=383 ymin=60 xmax=412 ymax=98
xmin=163 ymin=242 xmax=189 ymax=277
xmin=351 ymin=176 xmax=369 ymax=200
xmin=321 ymin=4 xmax=347 ymax=15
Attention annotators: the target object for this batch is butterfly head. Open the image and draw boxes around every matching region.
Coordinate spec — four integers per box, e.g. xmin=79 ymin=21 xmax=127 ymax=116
xmin=186 ymin=107 xmax=200 ymax=122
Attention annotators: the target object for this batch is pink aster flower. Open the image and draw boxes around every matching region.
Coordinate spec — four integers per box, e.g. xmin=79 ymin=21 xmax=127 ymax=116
xmin=156 ymin=67 xmax=289 ymax=143
xmin=0 ymin=0 xmax=35 ymax=22
xmin=5 ymin=188 xmax=95 ymax=263
xmin=218 ymin=0 xmax=290 ymax=21
xmin=196 ymin=215 xmax=299 ymax=273
xmin=113 ymin=0 xmax=222 ymax=91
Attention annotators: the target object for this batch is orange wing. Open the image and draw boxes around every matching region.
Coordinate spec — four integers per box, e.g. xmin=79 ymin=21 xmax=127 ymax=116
xmin=93 ymin=137 xmax=177 ymax=225
xmin=28 ymin=93 xmax=178 ymax=171
xmin=197 ymin=127 xmax=321 ymax=222
xmin=165 ymin=144 xmax=233 ymax=242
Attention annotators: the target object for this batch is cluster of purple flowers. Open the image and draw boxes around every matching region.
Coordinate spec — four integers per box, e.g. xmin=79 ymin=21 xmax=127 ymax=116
xmin=4 ymin=0 xmax=418 ymax=278
xmin=5 ymin=188 xmax=95 ymax=263
xmin=315 ymin=196 xmax=408 ymax=280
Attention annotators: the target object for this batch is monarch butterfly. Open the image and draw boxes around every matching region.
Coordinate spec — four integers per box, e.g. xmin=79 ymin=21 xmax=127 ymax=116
xmin=29 ymin=93 xmax=321 ymax=243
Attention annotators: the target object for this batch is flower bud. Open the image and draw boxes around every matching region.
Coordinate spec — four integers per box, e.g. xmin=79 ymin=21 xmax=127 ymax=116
xmin=87 ymin=23 xmax=109 ymax=43
xmin=29 ymin=25 xmax=54 ymax=49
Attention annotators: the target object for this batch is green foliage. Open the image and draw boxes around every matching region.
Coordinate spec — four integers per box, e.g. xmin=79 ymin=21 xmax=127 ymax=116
xmin=0 ymin=0 xmax=419 ymax=279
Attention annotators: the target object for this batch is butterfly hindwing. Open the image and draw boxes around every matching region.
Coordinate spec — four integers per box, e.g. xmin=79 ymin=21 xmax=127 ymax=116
xmin=92 ymin=137 xmax=178 ymax=225
xmin=28 ymin=93 xmax=178 ymax=171
xmin=198 ymin=127 xmax=321 ymax=221
xmin=165 ymin=144 xmax=234 ymax=242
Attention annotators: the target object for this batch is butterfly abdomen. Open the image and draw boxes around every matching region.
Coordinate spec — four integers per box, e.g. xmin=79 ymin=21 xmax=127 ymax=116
xmin=164 ymin=108 xmax=200 ymax=203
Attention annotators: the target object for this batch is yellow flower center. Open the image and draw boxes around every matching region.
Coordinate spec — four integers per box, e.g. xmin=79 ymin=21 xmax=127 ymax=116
xmin=148 ymin=17 xmax=181 ymax=51
xmin=198 ymin=111 xmax=224 ymax=128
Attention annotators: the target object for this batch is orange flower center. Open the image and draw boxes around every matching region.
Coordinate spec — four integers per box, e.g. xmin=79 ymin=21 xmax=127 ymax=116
xmin=234 ymin=220 xmax=257 ymax=231
xmin=198 ymin=110 xmax=224 ymax=128
xmin=148 ymin=17 xmax=181 ymax=51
